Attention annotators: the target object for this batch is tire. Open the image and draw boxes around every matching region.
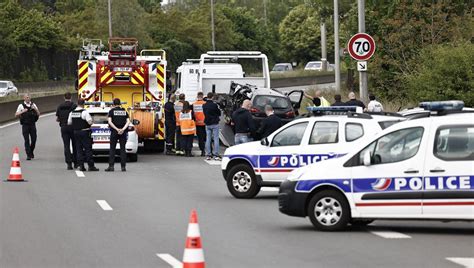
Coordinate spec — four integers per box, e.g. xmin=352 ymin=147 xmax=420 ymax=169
xmin=128 ymin=153 xmax=138 ymax=162
xmin=350 ymin=219 xmax=374 ymax=226
xmin=307 ymin=190 xmax=351 ymax=231
xmin=226 ymin=164 xmax=260 ymax=199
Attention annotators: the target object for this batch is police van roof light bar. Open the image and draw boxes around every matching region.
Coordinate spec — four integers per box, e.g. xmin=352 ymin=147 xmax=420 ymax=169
xmin=85 ymin=101 xmax=128 ymax=106
xmin=419 ymin=101 xmax=464 ymax=111
xmin=308 ymin=106 xmax=363 ymax=115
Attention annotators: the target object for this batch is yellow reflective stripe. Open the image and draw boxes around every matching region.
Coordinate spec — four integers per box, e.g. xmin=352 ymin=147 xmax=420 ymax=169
xmin=131 ymin=77 xmax=139 ymax=84
xmin=101 ymin=71 xmax=112 ymax=83
xmin=79 ymin=63 xmax=88 ymax=74
xmin=78 ymin=74 xmax=87 ymax=85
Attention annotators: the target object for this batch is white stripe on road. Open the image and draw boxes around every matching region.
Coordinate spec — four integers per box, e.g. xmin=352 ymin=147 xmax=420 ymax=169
xmin=370 ymin=231 xmax=411 ymax=239
xmin=0 ymin=112 xmax=55 ymax=129
xmin=446 ymin=258 xmax=474 ymax=268
xmin=75 ymin=171 xmax=85 ymax=177
xmin=204 ymin=160 xmax=221 ymax=165
xmin=96 ymin=200 xmax=113 ymax=211
xmin=157 ymin=253 xmax=182 ymax=268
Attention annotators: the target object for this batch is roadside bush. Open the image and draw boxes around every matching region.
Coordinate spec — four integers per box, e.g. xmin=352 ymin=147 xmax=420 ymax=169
xmin=404 ymin=42 xmax=474 ymax=107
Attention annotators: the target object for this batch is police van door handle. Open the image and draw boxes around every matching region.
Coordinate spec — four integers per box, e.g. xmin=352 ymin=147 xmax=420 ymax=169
xmin=429 ymin=168 xmax=445 ymax=173
xmin=404 ymin=169 xmax=419 ymax=174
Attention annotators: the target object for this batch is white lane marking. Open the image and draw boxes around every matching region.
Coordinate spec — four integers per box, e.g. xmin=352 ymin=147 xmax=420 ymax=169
xmin=96 ymin=200 xmax=113 ymax=211
xmin=261 ymin=187 xmax=279 ymax=192
xmin=204 ymin=160 xmax=221 ymax=165
xmin=370 ymin=231 xmax=411 ymax=239
xmin=157 ymin=253 xmax=182 ymax=268
xmin=0 ymin=112 xmax=55 ymax=129
xmin=75 ymin=171 xmax=85 ymax=177
xmin=446 ymin=258 xmax=474 ymax=268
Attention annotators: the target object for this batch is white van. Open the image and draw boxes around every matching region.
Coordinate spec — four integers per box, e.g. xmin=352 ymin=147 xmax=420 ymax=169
xmin=175 ymin=61 xmax=244 ymax=103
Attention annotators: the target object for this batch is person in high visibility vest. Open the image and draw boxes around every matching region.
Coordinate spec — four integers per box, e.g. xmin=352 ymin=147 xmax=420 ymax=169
xmin=304 ymin=89 xmax=331 ymax=107
xmin=179 ymin=101 xmax=196 ymax=157
xmin=192 ymin=92 xmax=206 ymax=156
xmin=174 ymin=93 xmax=185 ymax=155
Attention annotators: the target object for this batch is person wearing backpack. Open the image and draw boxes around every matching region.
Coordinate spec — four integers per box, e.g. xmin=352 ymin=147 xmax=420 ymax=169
xmin=56 ymin=92 xmax=77 ymax=170
xmin=15 ymin=94 xmax=40 ymax=160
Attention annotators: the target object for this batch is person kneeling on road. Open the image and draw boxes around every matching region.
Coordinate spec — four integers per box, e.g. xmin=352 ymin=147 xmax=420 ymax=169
xmin=68 ymin=98 xmax=99 ymax=172
xmin=105 ymin=98 xmax=130 ymax=172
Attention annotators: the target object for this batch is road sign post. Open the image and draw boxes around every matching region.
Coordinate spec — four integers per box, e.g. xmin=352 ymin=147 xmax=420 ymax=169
xmin=347 ymin=32 xmax=375 ymax=101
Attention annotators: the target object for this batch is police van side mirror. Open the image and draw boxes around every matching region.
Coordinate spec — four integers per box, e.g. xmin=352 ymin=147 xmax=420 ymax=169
xmin=363 ymin=150 xmax=372 ymax=166
xmin=261 ymin=137 xmax=270 ymax=146
xmin=132 ymin=119 xmax=140 ymax=125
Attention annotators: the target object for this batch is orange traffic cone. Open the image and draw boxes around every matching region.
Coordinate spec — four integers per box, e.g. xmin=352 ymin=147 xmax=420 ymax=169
xmin=183 ymin=209 xmax=205 ymax=268
xmin=7 ymin=147 xmax=23 ymax=182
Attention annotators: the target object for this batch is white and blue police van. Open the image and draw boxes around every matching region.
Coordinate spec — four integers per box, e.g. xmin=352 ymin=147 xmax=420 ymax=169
xmin=221 ymin=106 xmax=404 ymax=198
xmin=86 ymin=102 xmax=139 ymax=162
xmin=279 ymin=101 xmax=474 ymax=231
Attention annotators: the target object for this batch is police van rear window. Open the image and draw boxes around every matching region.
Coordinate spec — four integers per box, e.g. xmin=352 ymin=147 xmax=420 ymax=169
xmin=91 ymin=113 xmax=108 ymax=124
xmin=434 ymin=125 xmax=474 ymax=161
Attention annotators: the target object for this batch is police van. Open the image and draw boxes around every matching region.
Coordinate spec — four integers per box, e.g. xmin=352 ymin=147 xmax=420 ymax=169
xmin=221 ymin=107 xmax=404 ymax=198
xmin=86 ymin=103 xmax=139 ymax=162
xmin=279 ymin=101 xmax=474 ymax=231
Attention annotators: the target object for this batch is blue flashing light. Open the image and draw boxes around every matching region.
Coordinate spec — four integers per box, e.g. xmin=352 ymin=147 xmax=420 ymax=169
xmin=419 ymin=101 xmax=464 ymax=111
xmin=307 ymin=106 xmax=362 ymax=115
xmin=85 ymin=101 xmax=127 ymax=106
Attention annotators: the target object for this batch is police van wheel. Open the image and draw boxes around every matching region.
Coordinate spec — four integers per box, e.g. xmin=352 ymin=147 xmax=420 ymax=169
xmin=226 ymin=164 xmax=260 ymax=199
xmin=307 ymin=190 xmax=350 ymax=231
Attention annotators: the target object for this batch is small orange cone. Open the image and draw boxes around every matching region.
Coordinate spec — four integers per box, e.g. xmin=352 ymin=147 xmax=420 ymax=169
xmin=7 ymin=147 xmax=23 ymax=182
xmin=182 ymin=209 xmax=205 ymax=268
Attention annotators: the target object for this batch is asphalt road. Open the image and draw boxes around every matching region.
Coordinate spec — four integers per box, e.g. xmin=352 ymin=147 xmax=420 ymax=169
xmin=0 ymin=114 xmax=473 ymax=268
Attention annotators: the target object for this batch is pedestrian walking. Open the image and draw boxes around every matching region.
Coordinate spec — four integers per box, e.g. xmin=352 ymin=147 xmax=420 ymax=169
xmin=164 ymin=94 xmax=176 ymax=155
xmin=56 ymin=92 xmax=77 ymax=169
xmin=203 ymin=92 xmax=221 ymax=160
xmin=193 ymin=92 xmax=206 ymax=156
xmin=174 ymin=93 xmax=185 ymax=155
xmin=345 ymin=92 xmax=366 ymax=109
xmin=105 ymin=98 xmax=130 ymax=172
xmin=367 ymin=94 xmax=384 ymax=112
xmin=179 ymin=101 xmax=196 ymax=157
xmin=232 ymin=99 xmax=256 ymax=145
xmin=15 ymin=94 xmax=40 ymax=160
xmin=256 ymin=105 xmax=283 ymax=139
xmin=331 ymin=94 xmax=345 ymax=106
xmin=68 ymin=98 xmax=99 ymax=172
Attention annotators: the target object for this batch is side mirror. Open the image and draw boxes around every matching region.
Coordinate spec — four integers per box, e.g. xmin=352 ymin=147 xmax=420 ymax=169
xmin=132 ymin=119 xmax=140 ymax=125
xmin=260 ymin=137 xmax=270 ymax=146
xmin=363 ymin=150 xmax=372 ymax=166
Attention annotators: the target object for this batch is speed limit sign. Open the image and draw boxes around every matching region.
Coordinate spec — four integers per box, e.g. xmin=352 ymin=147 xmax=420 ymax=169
xmin=347 ymin=33 xmax=376 ymax=61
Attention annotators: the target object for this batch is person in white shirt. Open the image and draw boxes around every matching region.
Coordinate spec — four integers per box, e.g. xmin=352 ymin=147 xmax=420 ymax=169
xmin=15 ymin=94 xmax=40 ymax=160
xmin=367 ymin=94 xmax=384 ymax=112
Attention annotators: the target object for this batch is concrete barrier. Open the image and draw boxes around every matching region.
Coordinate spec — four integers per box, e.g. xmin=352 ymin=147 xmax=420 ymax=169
xmin=0 ymin=94 xmax=77 ymax=124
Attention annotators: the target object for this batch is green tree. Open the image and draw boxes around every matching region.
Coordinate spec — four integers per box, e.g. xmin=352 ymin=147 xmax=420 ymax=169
xmin=405 ymin=42 xmax=474 ymax=106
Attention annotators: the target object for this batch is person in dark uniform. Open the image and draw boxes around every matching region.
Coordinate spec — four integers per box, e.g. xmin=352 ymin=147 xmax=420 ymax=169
xmin=56 ymin=92 xmax=77 ymax=170
xmin=164 ymin=94 xmax=176 ymax=155
xmin=15 ymin=94 xmax=40 ymax=160
xmin=256 ymin=105 xmax=283 ymax=139
xmin=67 ymin=98 xmax=99 ymax=172
xmin=345 ymin=92 xmax=366 ymax=109
xmin=331 ymin=94 xmax=345 ymax=106
xmin=105 ymin=98 xmax=130 ymax=172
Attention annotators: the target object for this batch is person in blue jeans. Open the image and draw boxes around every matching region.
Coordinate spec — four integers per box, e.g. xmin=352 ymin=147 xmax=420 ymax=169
xmin=202 ymin=92 xmax=221 ymax=160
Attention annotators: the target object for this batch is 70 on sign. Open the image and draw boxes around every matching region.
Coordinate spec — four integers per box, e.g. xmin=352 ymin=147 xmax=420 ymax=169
xmin=347 ymin=33 xmax=376 ymax=61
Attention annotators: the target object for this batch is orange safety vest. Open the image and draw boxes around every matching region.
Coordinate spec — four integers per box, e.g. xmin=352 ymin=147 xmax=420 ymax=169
xmin=179 ymin=111 xmax=196 ymax=135
xmin=174 ymin=101 xmax=184 ymax=126
xmin=193 ymin=100 xmax=206 ymax=126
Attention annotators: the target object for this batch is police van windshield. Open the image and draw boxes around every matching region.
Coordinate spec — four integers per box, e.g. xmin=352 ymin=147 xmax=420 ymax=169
xmin=90 ymin=113 xmax=109 ymax=124
xmin=0 ymin=82 xmax=7 ymax=88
